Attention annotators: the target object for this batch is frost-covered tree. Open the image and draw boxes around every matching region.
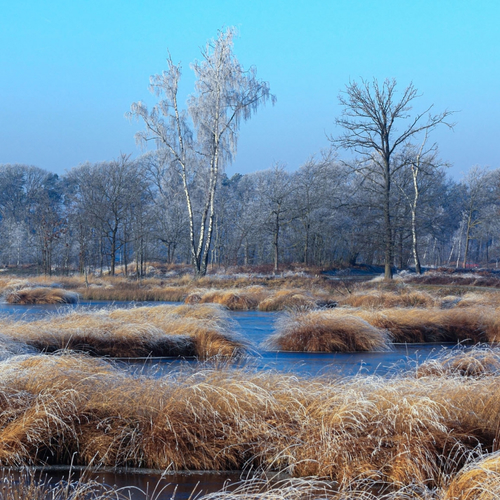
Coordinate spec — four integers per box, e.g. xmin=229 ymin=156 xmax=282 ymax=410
xmin=66 ymin=155 xmax=149 ymax=276
xmin=129 ymin=27 xmax=275 ymax=277
xmin=332 ymin=78 xmax=453 ymax=279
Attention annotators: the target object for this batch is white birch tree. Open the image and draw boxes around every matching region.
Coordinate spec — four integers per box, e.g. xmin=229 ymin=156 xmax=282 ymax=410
xmin=129 ymin=28 xmax=275 ymax=277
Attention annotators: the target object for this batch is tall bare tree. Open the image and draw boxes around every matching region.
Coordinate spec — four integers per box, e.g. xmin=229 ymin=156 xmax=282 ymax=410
xmin=129 ymin=28 xmax=274 ymax=277
xmin=460 ymin=166 xmax=496 ymax=268
xmin=332 ymin=78 xmax=453 ymax=279
xmin=66 ymin=155 xmax=147 ymax=276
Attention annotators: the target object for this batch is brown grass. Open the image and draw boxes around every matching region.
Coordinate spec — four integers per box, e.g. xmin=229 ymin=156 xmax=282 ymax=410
xmin=79 ymin=285 xmax=190 ymax=302
xmin=348 ymin=307 xmax=500 ymax=343
xmin=2 ymin=349 xmax=500 ymax=489
xmin=339 ymin=289 xmax=438 ymax=309
xmin=405 ymin=272 xmax=500 ymax=288
xmin=185 ymin=287 xmax=268 ymax=310
xmin=417 ymin=347 xmax=500 ymax=378
xmin=0 ymin=304 xmax=244 ymax=359
xmin=0 ymin=272 xmax=341 ymax=304
xmin=445 ymin=453 xmax=500 ymax=500
xmin=257 ymin=290 xmax=318 ymax=311
xmin=5 ymin=287 xmax=80 ymax=304
xmin=184 ymin=287 xmax=327 ymax=311
xmin=266 ymin=310 xmax=391 ymax=352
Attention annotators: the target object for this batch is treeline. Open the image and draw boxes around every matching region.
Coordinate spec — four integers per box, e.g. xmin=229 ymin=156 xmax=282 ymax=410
xmin=0 ymin=153 xmax=498 ymax=276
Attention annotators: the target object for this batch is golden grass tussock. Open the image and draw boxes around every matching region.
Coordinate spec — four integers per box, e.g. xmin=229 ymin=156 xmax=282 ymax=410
xmin=78 ymin=285 xmax=190 ymax=302
xmin=185 ymin=287 xmax=267 ymax=310
xmin=453 ymin=291 xmax=500 ymax=309
xmin=348 ymin=306 xmax=500 ymax=343
xmin=4 ymin=286 xmax=80 ymax=304
xmin=257 ymin=289 xmax=317 ymax=311
xmin=339 ymin=289 xmax=438 ymax=309
xmin=417 ymin=347 xmax=500 ymax=378
xmin=444 ymin=453 xmax=500 ymax=500
xmin=0 ymin=304 xmax=244 ymax=359
xmin=266 ymin=310 xmax=391 ymax=352
xmin=2 ymin=350 xmax=500 ymax=488
xmin=184 ymin=287 xmax=322 ymax=311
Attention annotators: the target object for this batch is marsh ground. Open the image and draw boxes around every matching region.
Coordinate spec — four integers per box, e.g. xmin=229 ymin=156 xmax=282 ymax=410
xmin=1 ymin=269 xmax=500 ymax=498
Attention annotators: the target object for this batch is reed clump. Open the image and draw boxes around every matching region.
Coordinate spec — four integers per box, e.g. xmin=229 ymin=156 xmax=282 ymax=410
xmin=339 ymin=289 xmax=438 ymax=309
xmin=266 ymin=310 xmax=391 ymax=352
xmin=1 ymin=351 xmax=500 ymax=486
xmin=257 ymin=290 xmax=318 ymax=311
xmin=4 ymin=287 xmax=80 ymax=304
xmin=184 ymin=287 xmax=268 ymax=310
xmin=444 ymin=452 xmax=500 ymax=500
xmin=417 ymin=346 xmax=500 ymax=378
xmin=79 ymin=285 xmax=190 ymax=302
xmin=453 ymin=292 xmax=500 ymax=309
xmin=184 ymin=287 xmax=325 ymax=311
xmin=1 ymin=350 xmax=500 ymax=488
xmin=0 ymin=304 xmax=244 ymax=359
xmin=347 ymin=307 xmax=500 ymax=343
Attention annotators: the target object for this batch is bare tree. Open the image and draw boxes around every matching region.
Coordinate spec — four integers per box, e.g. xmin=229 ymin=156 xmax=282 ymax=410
xmin=460 ymin=166 xmax=496 ymax=268
xmin=66 ymin=155 xmax=148 ymax=276
xmin=257 ymin=164 xmax=296 ymax=273
xmin=129 ymin=28 xmax=274 ymax=277
xmin=332 ymin=78 xmax=453 ymax=279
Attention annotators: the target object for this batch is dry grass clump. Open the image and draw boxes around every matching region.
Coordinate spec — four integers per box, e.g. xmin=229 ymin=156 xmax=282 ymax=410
xmin=184 ymin=287 xmax=324 ymax=311
xmin=1 ymin=351 xmax=500 ymax=488
xmin=417 ymin=347 xmax=500 ymax=378
xmin=185 ymin=287 xmax=268 ymax=310
xmin=405 ymin=272 xmax=500 ymax=288
xmin=258 ymin=290 xmax=317 ymax=311
xmin=349 ymin=307 xmax=500 ymax=344
xmin=339 ymin=289 xmax=438 ymax=309
xmin=5 ymin=286 xmax=80 ymax=304
xmin=0 ymin=354 xmax=292 ymax=469
xmin=266 ymin=310 xmax=391 ymax=352
xmin=0 ymin=304 xmax=244 ymax=359
xmin=444 ymin=453 xmax=500 ymax=500
xmin=78 ymin=285 xmax=190 ymax=302
xmin=452 ymin=292 xmax=500 ymax=309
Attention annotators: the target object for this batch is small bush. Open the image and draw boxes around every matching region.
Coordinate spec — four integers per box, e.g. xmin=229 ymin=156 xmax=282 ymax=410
xmin=266 ymin=310 xmax=391 ymax=352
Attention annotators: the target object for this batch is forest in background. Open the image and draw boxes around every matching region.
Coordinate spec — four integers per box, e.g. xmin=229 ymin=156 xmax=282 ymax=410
xmin=0 ymin=155 xmax=498 ymax=277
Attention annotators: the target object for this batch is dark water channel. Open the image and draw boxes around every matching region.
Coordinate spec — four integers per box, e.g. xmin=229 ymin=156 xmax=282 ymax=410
xmin=0 ymin=300 xmax=456 ymax=498
xmin=2 ymin=467 xmax=245 ymax=499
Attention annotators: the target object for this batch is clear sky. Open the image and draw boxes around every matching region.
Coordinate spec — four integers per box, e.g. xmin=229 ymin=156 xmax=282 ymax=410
xmin=1 ymin=0 xmax=499 ymax=178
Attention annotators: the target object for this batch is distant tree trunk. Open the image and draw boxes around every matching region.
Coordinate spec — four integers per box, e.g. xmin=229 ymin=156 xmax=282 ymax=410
xmin=110 ymin=225 xmax=118 ymax=276
xmin=462 ymin=210 xmax=473 ymax=268
xmin=273 ymin=212 xmax=280 ymax=273
xmin=410 ymin=163 xmax=422 ymax=274
xmin=303 ymin=220 xmax=310 ymax=265
xmin=383 ymin=163 xmax=393 ymax=279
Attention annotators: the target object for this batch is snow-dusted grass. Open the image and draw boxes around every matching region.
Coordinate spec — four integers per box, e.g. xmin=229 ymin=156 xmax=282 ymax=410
xmin=0 ymin=304 xmax=244 ymax=359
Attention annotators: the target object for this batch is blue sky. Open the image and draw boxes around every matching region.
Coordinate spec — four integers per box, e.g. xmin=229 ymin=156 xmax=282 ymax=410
xmin=1 ymin=0 xmax=499 ymax=178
